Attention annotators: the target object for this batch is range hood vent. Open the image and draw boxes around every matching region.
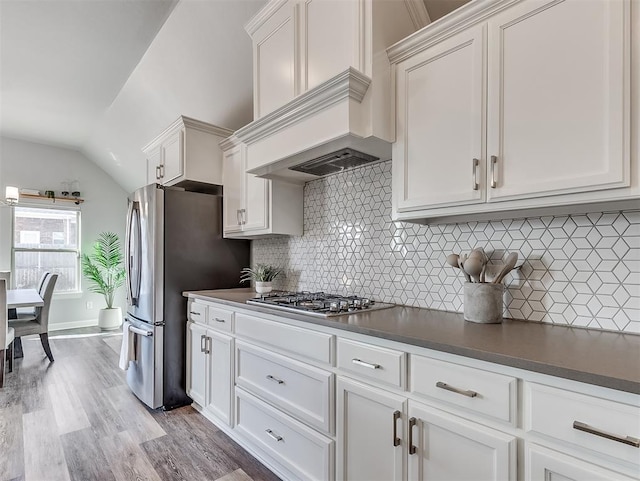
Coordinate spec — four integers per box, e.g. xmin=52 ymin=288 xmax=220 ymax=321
xmin=289 ymin=148 xmax=380 ymax=176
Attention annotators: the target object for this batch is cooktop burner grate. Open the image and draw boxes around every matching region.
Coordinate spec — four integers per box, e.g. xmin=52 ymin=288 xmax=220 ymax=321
xmin=246 ymin=291 xmax=394 ymax=317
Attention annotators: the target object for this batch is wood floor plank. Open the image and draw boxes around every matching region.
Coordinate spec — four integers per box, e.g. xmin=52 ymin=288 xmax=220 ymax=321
xmin=98 ymin=430 xmax=162 ymax=481
xmin=0 ymin=404 xmax=24 ymax=480
xmin=48 ymin=382 xmax=91 ymax=435
xmin=215 ymin=469 xmax=254 ymax=481
xmin=105 ymin=385 xmax=166 ymax=444
xmin=102 ymin=335 xmax=123 ymax=355
xmin=60 ymin=428 xmax=116 ymax=481
xmin=23 ymin=409 xmax=71 ymax=481
xmin=1 ymin=332 xmax=282 ymax=481
xmin=76 ymin=384 xmax=127 ymax=439
xmin=210 ymin=431 xmax=281 ymax=481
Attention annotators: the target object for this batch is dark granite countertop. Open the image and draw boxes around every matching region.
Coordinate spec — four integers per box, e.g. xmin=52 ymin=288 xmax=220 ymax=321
xmin=184 ymin=288 xmax=640 ymax=395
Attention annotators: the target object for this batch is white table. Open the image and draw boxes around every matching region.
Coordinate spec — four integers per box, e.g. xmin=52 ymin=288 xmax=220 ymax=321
xmin=7 ymin=289 xmax=44 ymax=358
xmin=7 ymin=289 xmax=44 ymax=309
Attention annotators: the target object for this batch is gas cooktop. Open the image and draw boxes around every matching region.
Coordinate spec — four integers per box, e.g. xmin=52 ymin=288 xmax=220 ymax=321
xmin=246 ymin=291 xmax=394 ymax=318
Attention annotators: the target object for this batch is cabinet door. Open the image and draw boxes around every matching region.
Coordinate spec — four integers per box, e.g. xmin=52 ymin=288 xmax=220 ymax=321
xmin=146 ymin=147 xmax=161 ymax=185
xmin=393 ymin=25 xmax=485 ymax=212
xmin=526 ymin=443 xmax=636 ymax=481
xmin=187 ymin=323 xmax=208 ymax=407
xmin=252 ymin=0 xmax=296 ymax=118
xmin=222 ymin=144 xmax=244 ymax=234
xmin=408 ymin=401 xmax=515 ymax=481
xmin=243 ymin=174 xmax=269 ymax=233
xmin=486 ymin=0 xmax=630 ymax=202
xmin=337 ymin=377 xmax=406 ymax=481
xmin=205 ymin=331 xmax=233 ymax=426
xmin=301 ymin=0 xmax=358 ymax=91
xmin=161 ymin=128 xmax=184 ymax=184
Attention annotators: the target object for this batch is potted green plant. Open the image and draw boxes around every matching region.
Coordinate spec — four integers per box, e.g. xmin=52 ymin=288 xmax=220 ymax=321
xmin=82 ymin=232 xmax=126 ymax=330
xmin=240 ymin=264 xmax=283 ymax=294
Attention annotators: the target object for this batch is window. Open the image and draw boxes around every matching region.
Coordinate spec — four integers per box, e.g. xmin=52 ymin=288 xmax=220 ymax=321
xmin=12 ymin=206 xmax=81 ymax=293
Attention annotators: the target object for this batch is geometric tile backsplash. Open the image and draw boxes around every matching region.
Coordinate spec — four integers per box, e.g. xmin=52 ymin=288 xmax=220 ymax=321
xmin=253 ymin=160 xmax=640 ymax=334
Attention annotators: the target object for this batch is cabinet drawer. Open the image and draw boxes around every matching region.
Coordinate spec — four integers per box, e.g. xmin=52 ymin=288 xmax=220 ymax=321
xmin=235 ymin=313 xmax=334 ymax=365
xmin=411 ymin=354 xmax=517 ymax=424
xmin=188 ymin=300 xmax=207 ymax=323
xmin=236 ymin=342 xmax=334 ymax=434
xmin=235 ymin=388 xmax=334 ymax=481
xmin=206 ymin=305 xmax=233 ymax=333
xmin=526 ymin=383 xmax=640 ymax=466
xmin=336 ymin=338 xmax=406 ymax=390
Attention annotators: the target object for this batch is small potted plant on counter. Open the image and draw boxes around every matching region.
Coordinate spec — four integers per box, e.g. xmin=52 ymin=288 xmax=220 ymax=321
xmin=240 ymin=264 xmax=283 ymax=294
xmin=82 ymin=232 xmax=126 ymax=330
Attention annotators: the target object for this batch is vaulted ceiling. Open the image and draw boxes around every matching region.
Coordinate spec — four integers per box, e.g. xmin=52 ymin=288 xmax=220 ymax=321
xmin=0 ymin=0 xmax=468 ymax=193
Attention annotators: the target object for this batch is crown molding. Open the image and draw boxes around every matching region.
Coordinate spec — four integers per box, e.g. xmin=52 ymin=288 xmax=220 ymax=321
xmin=142 ymin=116 xmax=234 ymax=153
xmin=235 ymin=67 xmax=371 ymax=146
xmin=404 ymin=0 xmax=431 ymax=30
xmin=388 ymin=0 xmax=521 ymax=64
xmin=245 ymin=0 xmax=289 ymax=36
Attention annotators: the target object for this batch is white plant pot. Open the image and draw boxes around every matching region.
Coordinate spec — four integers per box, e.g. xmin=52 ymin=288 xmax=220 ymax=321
xmin=98 ymin=307 xmax=122 ymax=331
xmin=255 ymin=281 xmax=273 ymax=294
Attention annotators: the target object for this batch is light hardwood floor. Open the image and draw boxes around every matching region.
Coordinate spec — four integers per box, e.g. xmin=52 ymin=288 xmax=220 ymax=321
xmin=0 ymin=330 xmax=281 ymax=481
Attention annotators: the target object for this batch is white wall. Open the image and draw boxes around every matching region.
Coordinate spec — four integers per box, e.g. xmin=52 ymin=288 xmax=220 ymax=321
xmin=0 ymin=136 xmax=128 ymax=329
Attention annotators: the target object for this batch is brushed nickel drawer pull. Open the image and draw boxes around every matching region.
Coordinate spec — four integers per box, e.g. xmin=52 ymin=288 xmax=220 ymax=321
xmin=392 ymin=410 xmax=401 ymax=447
xmin=490 ymin=155 xmax=498 ymax=188
xmin=200 ymin=334 xmax=206 ymax=353
xmin=265 ymin=429 xmax=283 ymax=442
xmin=266 ymin=374 xmax=284 ymax=385
xmin=214 ymin=318 xmax=226 ymax=323
xmin=436 ymin=381 xmax=478 ymax=398
xmin=155 ymin=165 xmax=161 ymax=180
xmin=472 ymin=158 xmax=479 ymax=191
xmin=409 ymin=417 xmax=417 ymax=455
xmin=573 ymin=421 xmax=640 ymax=448
xmin=204 ymin=336 xmax=211 ymax=355
xmin=189 ymin=310 xmax=201 ymax=316
xmin=352 ymin=358 xmax=381 ymax=370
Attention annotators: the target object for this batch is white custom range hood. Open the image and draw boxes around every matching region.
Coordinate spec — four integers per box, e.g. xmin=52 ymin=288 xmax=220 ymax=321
xmin=234 ymin=0 xmax=431 ymax=184
xmin=235 ymin=67 xmax=393 ymax=183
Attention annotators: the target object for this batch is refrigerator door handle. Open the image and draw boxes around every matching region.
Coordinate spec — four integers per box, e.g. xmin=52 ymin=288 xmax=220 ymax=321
xmin=126 ymin=200 xmax=142 ymax=306
xmin=129 ymin=325 xmax=153 ymax=337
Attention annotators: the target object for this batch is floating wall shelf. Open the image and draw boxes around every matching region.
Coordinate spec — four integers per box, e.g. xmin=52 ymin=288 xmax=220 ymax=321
xmin=20 ymin=193 xmax=84 ymax=205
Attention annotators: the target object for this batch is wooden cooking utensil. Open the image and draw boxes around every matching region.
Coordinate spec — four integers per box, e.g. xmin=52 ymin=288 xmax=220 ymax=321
xmin=493 ymin=252 xmax=518 ymax=284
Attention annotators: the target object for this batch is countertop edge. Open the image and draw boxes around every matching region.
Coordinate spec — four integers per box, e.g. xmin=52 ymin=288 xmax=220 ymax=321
xmin=184 ymin=290 xmax=640 ymax=395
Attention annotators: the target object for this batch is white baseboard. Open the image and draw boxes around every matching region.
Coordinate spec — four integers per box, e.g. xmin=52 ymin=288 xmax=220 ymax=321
xmin=49 ymin=319 xmax=98 ymax=331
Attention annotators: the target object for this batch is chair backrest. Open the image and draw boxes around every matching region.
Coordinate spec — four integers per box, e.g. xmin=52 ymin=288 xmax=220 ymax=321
xmin=0 ymin=271 xmax=10 ymax=289
xmin=37 ymin=274 xmax=58 ymax=331
xmin=0 ymin=279 xmax=7 ymax=348
xmin=37 ymin=272 xmax=50 ymax=295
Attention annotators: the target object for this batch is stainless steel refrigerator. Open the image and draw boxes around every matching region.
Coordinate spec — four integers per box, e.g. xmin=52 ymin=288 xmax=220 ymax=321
xmin=125 ymin=183 xmax=250 ymax=410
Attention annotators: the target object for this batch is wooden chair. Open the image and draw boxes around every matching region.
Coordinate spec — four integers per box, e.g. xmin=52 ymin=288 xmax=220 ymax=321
xmin=10 ymin=274 xmax=57 ymax=362
xmin=0 ymin=279 xmax=15 ymax=387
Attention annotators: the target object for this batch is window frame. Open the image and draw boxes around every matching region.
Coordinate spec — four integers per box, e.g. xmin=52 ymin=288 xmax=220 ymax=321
xmin=11 ymin=204 xmax=82 ymax=295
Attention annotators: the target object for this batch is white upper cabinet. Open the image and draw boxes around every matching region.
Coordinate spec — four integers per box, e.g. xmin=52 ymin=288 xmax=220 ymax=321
xmin=486 ymin=0 xmax=629 ymax=201
xmin=389 ymin=0 xmax=636 ymax=222
xmin=251 ymin=0 xmax=297 ymax=119
xmin=221 ymin=135 xmax=303 ymax=239
xmin=394 ymin=25 xmax=485 ymax=212
xmin=143 ymin=116 xmax=233 ymax=188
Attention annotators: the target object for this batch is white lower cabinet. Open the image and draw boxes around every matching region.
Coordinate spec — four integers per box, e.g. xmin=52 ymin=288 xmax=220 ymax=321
xmin=187 ymin=322 xmax=233 ymax=426
xmin=336 ymin=376 xmax=515 ymax=481
xmin=408 ymin=400 xmax=516 ymax=481
xmin=336 ymin=377 xmax=406 ymax=481
xmin=526 ymin=443 xmax=637 ymax=481
xmin=186 ymin=299 xmax=639 ymax=481
xmin=235 ymin=388 xmax=334 ymax=481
